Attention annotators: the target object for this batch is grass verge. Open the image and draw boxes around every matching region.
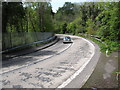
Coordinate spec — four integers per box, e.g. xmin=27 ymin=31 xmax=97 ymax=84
xmin=76 ymin=34 xmax=120 ymax=55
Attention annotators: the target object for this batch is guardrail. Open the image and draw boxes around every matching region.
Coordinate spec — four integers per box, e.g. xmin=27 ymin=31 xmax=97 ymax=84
xmin=79 ymin=33 xmax=109 ymax=56
xmin=1 ymin=35 xmax=56 ymax=54
xmin=79 ymin=34 xmax=108 ymax=46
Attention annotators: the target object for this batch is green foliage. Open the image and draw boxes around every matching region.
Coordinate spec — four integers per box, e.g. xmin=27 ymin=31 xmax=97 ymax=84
xmin=67 ymin=22 xmax=75 ymax=34
xmin=2 ymin=2 xmax=119 ymax=53
xmin=54 ymin=2 xmax=76 ymax=29
xmin=95 ymin=2 xmax=120 ymax=41
xmin=42 ymin=3 xmax=54 ymax=32
xmin=2 ymin=2 xmax=54 ymax=33
xmin=66 ymin=17 xmax=86 ymax=34
xmin=78 ymin=34 xmax=108 ymax=53
xmin=54 ymin=2 xmax=119 ymax=52
xmin=86 ymin=19 xmax=96 ymax=35
xmin=2 ymin=2 xmax=25 ymax=32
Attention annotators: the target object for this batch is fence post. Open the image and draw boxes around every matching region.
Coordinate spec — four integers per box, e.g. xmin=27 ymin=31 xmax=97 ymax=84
xmin=9 ymin=32 xmax=12 ymax=48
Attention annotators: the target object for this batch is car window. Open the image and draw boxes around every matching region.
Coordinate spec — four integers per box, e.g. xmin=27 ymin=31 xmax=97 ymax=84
xmin=65 ymin=37 xmax=71 ymax=39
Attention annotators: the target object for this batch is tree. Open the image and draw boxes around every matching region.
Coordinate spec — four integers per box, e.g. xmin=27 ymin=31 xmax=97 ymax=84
xmin=62 ymin=22 xmax=67 ymax=34
xmin=86 ymin=19 xmax=96 ymax=35
xmin=55 ymin=2 xmax=75 ymax=23
xmin=2 ymin=2 xmax=25 ymax=32
xmin=95 ymin=2 xmax=119 ymax=41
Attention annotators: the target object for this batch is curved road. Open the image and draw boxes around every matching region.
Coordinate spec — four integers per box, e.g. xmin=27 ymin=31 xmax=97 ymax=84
xmin=1 ymin=34 xmax=100 ymax=88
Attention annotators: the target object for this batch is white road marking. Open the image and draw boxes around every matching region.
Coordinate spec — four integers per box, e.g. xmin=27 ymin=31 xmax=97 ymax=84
xmin=1 ymin=43 xmax=72 ymax=74
xmin=57 ymin=37 xmax=95 ymax=88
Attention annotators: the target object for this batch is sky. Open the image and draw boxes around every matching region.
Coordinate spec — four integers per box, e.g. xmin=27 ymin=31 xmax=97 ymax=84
xmin=50 ymin=0 xmax=118 ymax=13
xmin=50 ymin=0 xmax=85 ymax=13
xmin=50 ymin=0 xmax=96 ymax=13
xmin=3 ymin=0 xmax=118 ymax=13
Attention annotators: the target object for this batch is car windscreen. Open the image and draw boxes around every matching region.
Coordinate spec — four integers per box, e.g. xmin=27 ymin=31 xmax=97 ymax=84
xmin=65 ymin=37 xmax=71 ymax=39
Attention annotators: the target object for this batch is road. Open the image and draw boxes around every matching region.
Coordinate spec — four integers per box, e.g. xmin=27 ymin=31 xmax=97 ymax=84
xmin=1 ymin=34 xmax=100 ymax=88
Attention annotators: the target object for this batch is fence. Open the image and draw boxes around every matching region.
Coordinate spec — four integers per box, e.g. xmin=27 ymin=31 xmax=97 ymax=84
xmin=2 ymin=32 xmax=54 ymax=52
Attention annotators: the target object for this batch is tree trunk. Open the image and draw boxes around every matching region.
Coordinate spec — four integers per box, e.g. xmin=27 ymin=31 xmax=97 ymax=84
xmin=38 ymin=3 xmax=45 ymax=32
xmin=10 ymin=24 xmax=12 ymax=48
xmin=28 ymin=11 xmax=38 ymax=46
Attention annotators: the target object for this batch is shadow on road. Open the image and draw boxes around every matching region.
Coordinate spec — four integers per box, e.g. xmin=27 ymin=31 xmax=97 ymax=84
xmin=2 ymin=50 xmax=57 ymax=68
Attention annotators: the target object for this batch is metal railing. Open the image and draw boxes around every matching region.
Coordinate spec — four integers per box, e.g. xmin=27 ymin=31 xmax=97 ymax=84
xmin=1 ymin=32 xmax=55 ymax=53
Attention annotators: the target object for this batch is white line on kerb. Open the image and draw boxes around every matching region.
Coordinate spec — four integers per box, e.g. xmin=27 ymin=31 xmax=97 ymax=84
xmin=57 ymin=36 xmax=95 ymax=88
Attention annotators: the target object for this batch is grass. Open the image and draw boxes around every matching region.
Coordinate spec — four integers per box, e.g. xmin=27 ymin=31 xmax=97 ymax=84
xmin=60 ymin=33 xmax=119 ymax=54
xmin=77 ymin=34 xmax=119 ymax=54
xmin=76 ymin=34 xmax=110 ymax=54
xmin=64 ymin=33 xmax=109 ymax=53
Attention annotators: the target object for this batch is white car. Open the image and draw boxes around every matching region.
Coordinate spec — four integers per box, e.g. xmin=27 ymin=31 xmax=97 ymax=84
xmin=63 ymin=36 xmax=73 ymax=43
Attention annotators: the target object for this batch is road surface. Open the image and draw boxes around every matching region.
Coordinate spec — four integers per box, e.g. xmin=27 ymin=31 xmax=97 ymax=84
xmin=1 ymin=34 xmax=100 ymax=88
